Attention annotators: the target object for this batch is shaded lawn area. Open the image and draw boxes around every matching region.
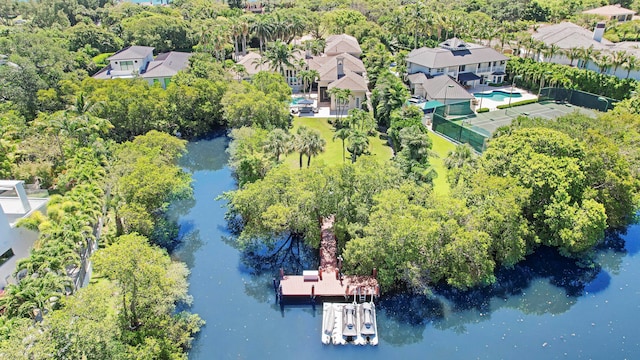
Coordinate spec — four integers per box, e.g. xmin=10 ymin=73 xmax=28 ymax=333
xmin=427 ymin=130 xmax=456 ymax=195
xmin=284 ymin=117 xmax=393 ymax=168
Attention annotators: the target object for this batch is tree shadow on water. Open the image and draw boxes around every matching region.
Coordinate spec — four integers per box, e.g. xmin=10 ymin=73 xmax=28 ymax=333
xmin=431 ymin=246 xmax=603 ymax=333
xmin=376 ymin=292 xmax=445 ymax=346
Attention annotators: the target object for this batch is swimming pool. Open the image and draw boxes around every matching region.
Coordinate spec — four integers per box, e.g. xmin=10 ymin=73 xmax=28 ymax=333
xmin=290 ymin=97 xmax=306 ymax=105
xmin=474 ymin=90 xmax=523 ymax=101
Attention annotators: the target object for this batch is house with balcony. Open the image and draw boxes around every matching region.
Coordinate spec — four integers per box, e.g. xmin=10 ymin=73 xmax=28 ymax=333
xmin=93 ymin=46 xmax=192 ymax=89
xmin=406 ymin=38 xmax=509 ymax=89
xmin=0 ymin=180 xmax=48 ymax=288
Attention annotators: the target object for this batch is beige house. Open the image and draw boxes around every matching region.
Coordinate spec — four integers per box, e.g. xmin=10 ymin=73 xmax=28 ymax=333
xmin=582 ymin=4 xmax=636 ymax=22
xmin=324 ymin=34 xmax=362 ymax=58
xmin=327 ymin=71 xmax=368 ymax=111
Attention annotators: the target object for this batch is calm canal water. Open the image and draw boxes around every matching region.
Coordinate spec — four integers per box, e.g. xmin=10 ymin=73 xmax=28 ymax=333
xmin=170 ymin=137 xmax=640 ymax=360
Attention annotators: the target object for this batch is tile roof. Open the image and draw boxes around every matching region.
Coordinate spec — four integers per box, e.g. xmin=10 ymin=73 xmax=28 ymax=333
xmin=107 ymin=46 xmax=155 ymax=61
xmin=142 ymin=51 xmax=192 ymax=78
xmin=236 ymin=52 xmax=269 ymax=75
xmin=327 ymin=71 xmax=368 ymax=91
xmin=317 ymin=53 xmax=365 ymax=82
xmin=582 ymin=5 xmax=636 ymax=16
xmin=325 ymin=34 xmax=362 ymax=56
xmin=407 ymin=40 xmax=508 ymax=69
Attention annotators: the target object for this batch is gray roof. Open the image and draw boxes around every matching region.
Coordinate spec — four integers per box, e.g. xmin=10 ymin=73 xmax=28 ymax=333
xmin=414 ymin=75 xmax=474 ymax=101
xmin=142 ymin=52 xmax=192 ymax=78
xmin=532 ymin=22 xmax=611 ymax=50
xmin=107 ymin=46 xmax=155 ymax=61
xmin=317 ymin=53 xmax=365 ymax=82
xmin=407 ymin=40 xmax=508 ymax=68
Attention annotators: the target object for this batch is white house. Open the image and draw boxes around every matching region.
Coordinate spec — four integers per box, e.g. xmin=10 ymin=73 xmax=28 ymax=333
xmin=0 ymin=180 xmax=48 ymax=288
xmin=93 ymin=46 xmax=192 ymax=88
xmin=406 ymin=38 xmax=509 ymax=88
xmin=532 ymin=22 xmax=640 ymax=80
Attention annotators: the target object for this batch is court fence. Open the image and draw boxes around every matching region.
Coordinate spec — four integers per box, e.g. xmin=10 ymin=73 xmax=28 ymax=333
xmin=431 ymin=100 xmax=489 ymax=153
xmin=538 ymin=88 xmax=616 ymax=111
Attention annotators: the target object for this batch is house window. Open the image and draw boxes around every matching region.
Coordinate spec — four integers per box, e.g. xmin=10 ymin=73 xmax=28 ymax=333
xmin=459 ymin=65 xmax=466 ymax=72
xmin=436 ymin=68 xmax=444 ymax=73
xmin=500 ymin=60 xmax=505 ymax=65
xmin=120 ymin=60 xmax=134 ymax=71
xmin=356 ymin=97 xmax=361 ymax=108
xmin=0 ymin=248 xmax=15 ymax=267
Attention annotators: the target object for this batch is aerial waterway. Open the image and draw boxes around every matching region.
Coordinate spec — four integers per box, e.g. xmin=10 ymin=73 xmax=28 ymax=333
xmin=170 ymin=136 xmax=640 ymax=359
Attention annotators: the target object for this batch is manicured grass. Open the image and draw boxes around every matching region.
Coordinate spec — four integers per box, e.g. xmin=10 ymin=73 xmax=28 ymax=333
xmin=284 ymin=117 xmax=393 ymax=168
xmin=427 ymin=130 xmax=456 ymax=195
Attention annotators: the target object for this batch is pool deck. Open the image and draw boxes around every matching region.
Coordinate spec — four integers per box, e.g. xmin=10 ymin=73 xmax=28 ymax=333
xmin=469 ymin=85 xmax=538 ymax=111
xmin=278 ymin=216 xmax=379 ymax=300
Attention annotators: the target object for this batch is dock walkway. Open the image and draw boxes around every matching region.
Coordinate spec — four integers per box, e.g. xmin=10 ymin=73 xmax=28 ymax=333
xmin=278 ymin=216 xmax=379 ymax=299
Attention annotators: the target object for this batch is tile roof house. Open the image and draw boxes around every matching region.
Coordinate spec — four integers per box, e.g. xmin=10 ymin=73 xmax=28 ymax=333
xmin=93 ymin=46 xmax=192 ymax=89
xmin=406 ymin=38 xmax=509 ymax=89
xmin=235 ymin=34 xmax=368 ymax=112
xmin=582 ymin=4 xmax=636 ymax=22
xmin=324 ymin=34 xmax=362 ymax=57
xmin=532 ymin=22 xmax=640 ymax=80
xmin=407 ymin=73 xmax=474 ymax=104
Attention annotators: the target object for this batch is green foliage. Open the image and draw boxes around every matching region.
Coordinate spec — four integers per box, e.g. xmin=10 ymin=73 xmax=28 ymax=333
xmin=496 ymin=98 xmax=538 ymax=109
xmin=476 ymin=107 xmax=490 ymax=113
xmin=227 ymin=126 xmax=272 ymax=186
xmin=121 ymin=11 xmax=193 ymax=52
xmin=93 ymin=233 xmax=203 ymax=356
xmin=65 ymin=23 xmax=123 ymax=53
xmin=507 ymin=57 xmax=638 ymax=101
xmin=371 ymin=70 xmax=409 ymax=128
xmin=222 ymin=79 xmax=290 ymax=130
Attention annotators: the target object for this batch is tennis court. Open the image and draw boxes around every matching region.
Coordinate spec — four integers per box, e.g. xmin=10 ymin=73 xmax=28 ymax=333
xmin=449 ymin=101 xmax=597 ymax=135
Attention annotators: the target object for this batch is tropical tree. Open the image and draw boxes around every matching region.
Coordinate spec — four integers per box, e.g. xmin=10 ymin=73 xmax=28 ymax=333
xmin=251 ymin=15 xmax=274 ymax=54
xmin=328 ymin=88 xmax=352 ymax=125
xmin=333 ymin=127 xmax=351 ymax=163
xmin=263 ymin=128 xmax=292 ymax=162
xmin=260 ymin=40 xmax=295 ymax=76
xmin=564 ymin=47 xmax=582 ymax=67
xmin=299 ymin=69 xmax=319 ymax=98
xmin=544 ymin=44 xmax=560 ymax=63
xmin=611 ymin=50 xmax=629 ymax=75
xmin=623 ymin=55 xmax=639 ymax=79
xmin=347 ymin=130 xmax=369 ymax=163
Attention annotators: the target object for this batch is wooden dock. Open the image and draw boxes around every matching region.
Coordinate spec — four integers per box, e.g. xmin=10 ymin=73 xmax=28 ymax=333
xmin=278 ymin=216 xmax=379 ymax=300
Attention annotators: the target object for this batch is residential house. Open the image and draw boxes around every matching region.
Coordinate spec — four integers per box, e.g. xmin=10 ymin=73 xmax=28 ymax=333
xmin=407 ymin=73 xmax=474 ymax=113
xmin=235 ymin=34 xmax=368 ymax=112
xmin=324 ymin=34 xmax=362 ymax=58
xmin=582 ymin=4 xmax=636 ymax=22
xmin=93 ymin=46 xmax=192 ymax=88
xmin=406 ymin=38 xmax=509 ymax=89
xmin=0 ymin=180 xmax=48 ymax=288
xmin=532 ymin=22 xmax=640 ymax=80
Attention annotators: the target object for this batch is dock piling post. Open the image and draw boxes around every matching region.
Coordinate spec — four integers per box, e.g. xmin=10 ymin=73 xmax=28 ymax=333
xmin=279 ymin=268 xmax=284 ymax=279
xmin=318 ymin=267 xmax=322 ymax=280
xmin=311 ymin=285 xmax=315 ymax=299
xmin=373 ymin=268 xmax=378 ymax=278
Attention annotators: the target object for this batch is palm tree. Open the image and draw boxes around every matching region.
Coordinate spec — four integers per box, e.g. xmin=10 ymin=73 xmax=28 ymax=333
xmin=294 ymin=126 xmax=311 ymax=169
xmin=347 ymin=131 xmax=369 ymax=163
xmin=251 ymin=15 xmax=274 ymax=54
xmin=299 ymin=69 xmax=319 ymax=99
xmin=623 ymin=55 xmax=639 ymax=79
xmin=239 ymin=15 xmax=252 ymax=56
xmin=594 ymin=53 xmax=612 ymax=74
xmin=328 ymin=88 xmax=352 ymax=125
xmin=332 ymin=127 xmax=351 ymax=163
xmin=263 ymin=128 xmax=292 ymax=162
xmin=305 ymin=129 xmax=326 ymax=167
xmin=580 ymin=45 xmax=596 ymax=69
xmin=444 ymin=143 xmax=476 ymax=170
xmin=564 ymin=48 xmax=582 ymax=67
xmin=611 ymin=50 xmax=629 ymax=75
xmin=261 ymin=40 xmax=294 ymax=76
xmin=544 ymin=44 xmax=560 ymax=63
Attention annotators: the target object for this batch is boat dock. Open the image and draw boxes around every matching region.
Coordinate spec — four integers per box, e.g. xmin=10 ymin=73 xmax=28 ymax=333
xmin=277 ymin=216 xmax=379 ymax=300
xmin=321 ymin=300 xmax=378 ymax=346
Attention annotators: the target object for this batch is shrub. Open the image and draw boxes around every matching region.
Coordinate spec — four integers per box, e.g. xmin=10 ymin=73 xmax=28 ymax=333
xmin=477 ymin=108 xmax=490 ymax=113
xmin=497 ymin=98 xmax=539 ymax=109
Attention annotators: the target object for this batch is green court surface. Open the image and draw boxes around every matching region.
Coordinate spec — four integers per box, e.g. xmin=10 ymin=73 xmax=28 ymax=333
xmin=449 ymin=101 xmax=597 ymax=136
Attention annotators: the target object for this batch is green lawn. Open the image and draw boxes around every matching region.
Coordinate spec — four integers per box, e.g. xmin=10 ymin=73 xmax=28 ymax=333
xmin=428 ymin=130 xmax=456 ymax=195
xmin=284 ymin=117 xmax=393 ymax=168
xmin=282 ymin=117 xmax=455 ymax=195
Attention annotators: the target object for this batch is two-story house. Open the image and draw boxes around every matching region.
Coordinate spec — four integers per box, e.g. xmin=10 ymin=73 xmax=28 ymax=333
xmin=93 ymin=46 xmax=192 ymax=89
xmin=406 ymin=38 xmax=509 ymax=89
xmin=0 ymin=180 xmax=48 ymax=288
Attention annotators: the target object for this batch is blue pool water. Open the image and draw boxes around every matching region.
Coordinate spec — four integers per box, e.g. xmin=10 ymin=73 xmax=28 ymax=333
xmin=171 ymin=137 xmax=640 ymax=360
xmin=474 ymin=90 xmax=523 ymax=101
xmin=290 ymin=97 xmax=306 ymax=105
